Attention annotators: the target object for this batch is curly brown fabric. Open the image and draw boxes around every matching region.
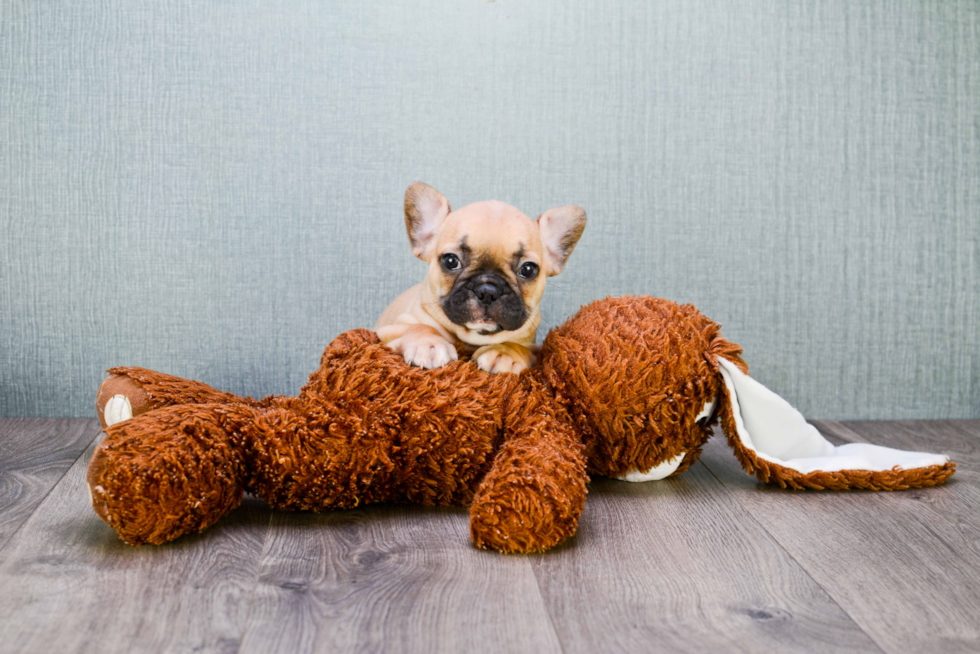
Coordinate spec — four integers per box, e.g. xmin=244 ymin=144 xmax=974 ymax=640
xmin=87 ymin=296 xmax=956 ymax=552
xmin=106 ymin=366 xmax=268 ymax=409
xmin=540 ymin=296 xmax=746 ymax=478
xmin=88 ymin=403 xmax=256 ymax=545
xmin=470 ymin=374 xmax=588 ymax=553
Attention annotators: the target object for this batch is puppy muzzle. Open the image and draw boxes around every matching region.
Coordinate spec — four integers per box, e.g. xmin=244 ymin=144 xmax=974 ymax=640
xmin=442 ymin=272 xmax=528 ymax=333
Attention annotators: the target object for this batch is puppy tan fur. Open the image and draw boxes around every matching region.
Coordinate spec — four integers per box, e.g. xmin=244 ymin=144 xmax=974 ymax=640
xmin=376 ymin=182 xmax=586 ymax=374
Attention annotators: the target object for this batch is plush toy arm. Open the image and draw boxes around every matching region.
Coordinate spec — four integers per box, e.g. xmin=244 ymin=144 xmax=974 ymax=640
xmin=469 ymin=382 xmax=588 ymax=554
xmin=97 ymin=367 xmax=265 ymax=429
xmin=716 ymin=358 xmax=956 ymax=490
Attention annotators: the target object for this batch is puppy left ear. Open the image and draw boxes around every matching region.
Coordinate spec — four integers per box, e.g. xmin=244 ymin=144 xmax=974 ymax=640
xmin=536 ymin=206 xmax=587 ymax=276
xmin=404 ymin=182 xmax=451 ymax=261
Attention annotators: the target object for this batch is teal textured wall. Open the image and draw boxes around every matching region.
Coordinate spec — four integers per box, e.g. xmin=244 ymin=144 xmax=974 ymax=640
xmin=1 ymin=0 xmax=977 ymax=418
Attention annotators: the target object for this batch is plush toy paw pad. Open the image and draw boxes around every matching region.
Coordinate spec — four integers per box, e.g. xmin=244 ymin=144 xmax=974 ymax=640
xmin=618 ymin=452 xmax=686 ymax=482
xmin=103 ymin=395 xmax=133 ymax=426
xmin=96 ymin=373 xmax=153 ymax=429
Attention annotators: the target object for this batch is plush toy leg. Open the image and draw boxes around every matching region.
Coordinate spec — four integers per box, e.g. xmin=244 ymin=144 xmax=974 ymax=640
xmin=96 ymin=367 xmax=263 ymax=429
xmin=242 ymin=398 xmax=406 ymax=511
xmin=469 ymin=381 xmax=589 ymax=554
xmin=88 ymin=403 xmax=256 ymax=545
xmin=716 ymin=358 xmax=955 ymax=490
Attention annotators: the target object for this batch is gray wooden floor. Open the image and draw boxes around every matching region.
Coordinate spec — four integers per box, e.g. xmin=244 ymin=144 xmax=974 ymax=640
xmin=0 ymin=419 xmax=977 ymax=654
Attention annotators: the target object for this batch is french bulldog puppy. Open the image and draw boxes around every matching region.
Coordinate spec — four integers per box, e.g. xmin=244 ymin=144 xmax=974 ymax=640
xmin=375 ymin=182 xmax=586 ymax=374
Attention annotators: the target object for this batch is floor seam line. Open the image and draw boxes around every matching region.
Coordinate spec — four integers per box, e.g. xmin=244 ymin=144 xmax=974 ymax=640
xmin=230 ymin=507 xmax=276 ymax=654
xmin=529 ymin=559 xmax=568 ymax=654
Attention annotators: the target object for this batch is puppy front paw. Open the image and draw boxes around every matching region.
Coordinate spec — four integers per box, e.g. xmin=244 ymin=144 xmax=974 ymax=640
xmin=404 ymin=340 xmax=458 ymax=369
xmin=473 ymin=343 xmax=535 ymax=375
xmin=389 ymin=330 xmax=458 ymax=370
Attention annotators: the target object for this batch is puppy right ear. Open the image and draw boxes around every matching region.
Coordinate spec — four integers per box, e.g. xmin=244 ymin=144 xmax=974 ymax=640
xmin=537 ymin=205 xmax=587 ymax=276
xmin=404 ymin=182 xmax=451 ymax=261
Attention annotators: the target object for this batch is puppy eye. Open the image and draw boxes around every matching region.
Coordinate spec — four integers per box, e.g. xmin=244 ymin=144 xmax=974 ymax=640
xmin=518 ymin=262 xmax=539 ymax=279
xmin=440 ymin=253 xmax=461 ymax=271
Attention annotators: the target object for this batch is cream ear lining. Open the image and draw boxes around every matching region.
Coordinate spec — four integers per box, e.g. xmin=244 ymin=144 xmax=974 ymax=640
xmin=717 ymin=358 xmax=949 ymax=474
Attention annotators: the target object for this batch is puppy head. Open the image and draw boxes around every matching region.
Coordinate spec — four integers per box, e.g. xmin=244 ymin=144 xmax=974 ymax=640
xmin=404 ymin=181 xmax=586 ymax=345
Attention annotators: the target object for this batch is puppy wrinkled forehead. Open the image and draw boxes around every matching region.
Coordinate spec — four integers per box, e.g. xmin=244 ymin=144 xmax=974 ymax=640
xmin=438 ymin=201 xmax=542 ymax=260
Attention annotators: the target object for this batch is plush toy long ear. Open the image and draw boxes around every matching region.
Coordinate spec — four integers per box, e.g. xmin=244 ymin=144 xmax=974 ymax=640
xmin=716 ymin=358 xmax=956 ymax=490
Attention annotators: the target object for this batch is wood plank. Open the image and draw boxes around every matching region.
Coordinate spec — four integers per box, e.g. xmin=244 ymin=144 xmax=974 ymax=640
xmin=699 ymin=420 xmax=980 ymax=654
xmin=238 ymin=506 xmax=564 ymax=654
xmin=0 ymin=419 xmax=100 ymax=552
xmin=944 ymin=420 xmax=980 ymax=440
xmin=0 ymin=434 xmax=272 ymax=654
xmin=3 ymin=418 xmax=975 ymax=652
xmin=529 ymin=462 xmax=882 ymax=654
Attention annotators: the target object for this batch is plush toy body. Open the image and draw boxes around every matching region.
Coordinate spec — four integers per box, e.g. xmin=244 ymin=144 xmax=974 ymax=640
xmin=89 ymin=297 xmax=955 ymax=553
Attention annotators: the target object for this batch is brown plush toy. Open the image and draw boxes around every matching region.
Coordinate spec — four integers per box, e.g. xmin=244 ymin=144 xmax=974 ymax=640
xmin=88 ymin=296 xmax=956 ymax=554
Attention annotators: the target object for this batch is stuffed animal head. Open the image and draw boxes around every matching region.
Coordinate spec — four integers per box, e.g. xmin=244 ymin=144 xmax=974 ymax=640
xmin=543 ymin=295 xmax=955 ymax=495
xmin=537 ymin=296 xmax=747 ymax=480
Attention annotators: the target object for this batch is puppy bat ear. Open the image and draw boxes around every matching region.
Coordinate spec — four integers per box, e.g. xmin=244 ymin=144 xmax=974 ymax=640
xmin=404 ymin=182 xmax=451 ymax=261
xmin=536 ymin=205 xmax=587 ymax=276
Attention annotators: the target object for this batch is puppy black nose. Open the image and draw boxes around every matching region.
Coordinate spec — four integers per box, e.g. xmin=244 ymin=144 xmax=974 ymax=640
xmin=474 ymin=281 xmax=503 ymax=306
